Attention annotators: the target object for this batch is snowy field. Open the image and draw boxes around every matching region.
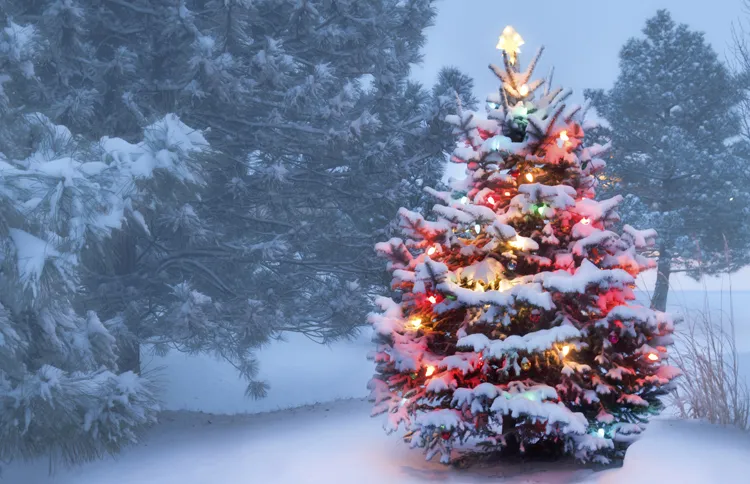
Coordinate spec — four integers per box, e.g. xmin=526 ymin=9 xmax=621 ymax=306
xmin=6 ymin=398 xmax=750 ymax=484
xmin=4 ymin=286 xmax=750 ymax=483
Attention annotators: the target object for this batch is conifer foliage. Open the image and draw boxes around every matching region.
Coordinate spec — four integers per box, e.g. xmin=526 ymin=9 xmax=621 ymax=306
xmin=369 ymin=29 xmax=680 ymax=465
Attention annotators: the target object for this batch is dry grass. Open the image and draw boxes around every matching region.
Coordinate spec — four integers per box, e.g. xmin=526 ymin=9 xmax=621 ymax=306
xmin=669 ymin=289 xmax=750 ymax=431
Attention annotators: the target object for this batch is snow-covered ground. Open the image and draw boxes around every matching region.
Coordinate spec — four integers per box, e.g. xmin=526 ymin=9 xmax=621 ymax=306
xmin=4 ymin=286 xmax=749 ymax=483
xmin=6 ymin=398 xmax=750 ymax=484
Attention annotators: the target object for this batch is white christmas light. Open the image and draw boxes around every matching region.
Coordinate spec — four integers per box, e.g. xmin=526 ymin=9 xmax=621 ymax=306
xmin=474 ymin=224 xmax=481 ymax=234
xmin=488 ymin=196 xmax=496 ymax=204
xmin=460 ymin=196 xmax=468 ymax=204
xmin=525 ymin=173 xmax=534 ymax=182
xmin=425 ymin=365 xmax=436 ymax=377
xmin=581 ymin=217 xmax=591 ymax=225
xmin=647 ymin=353 xmax=659 ymax=362
xmin=597 ymin=428 xmax=605 ymax=438
xmin=410 ymin=318 xmax=422 ymax=329
xmin=561 ymin=345 xmax=571 ymax=357
xmin=559 ymin=130 xmax=569 ymax=142
xmin=428 ymin=296 xmax=437 ymax=304
xmin=427 ymin=246 xmax=437 ymax=256
xmin=519 ymin=84 xmax=530 ymax=97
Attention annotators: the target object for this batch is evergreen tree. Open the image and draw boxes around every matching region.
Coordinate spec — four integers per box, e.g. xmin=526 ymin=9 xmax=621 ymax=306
xmin=2 ymin=1 xmax=475 ymax=393
xmin=369 ymin=27 xmax=679 ymax=465
xmin=585 ymin=10 xmax=750 ymax=311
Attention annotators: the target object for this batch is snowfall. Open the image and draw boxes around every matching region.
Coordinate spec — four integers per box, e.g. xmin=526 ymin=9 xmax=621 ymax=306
xmin=4 ymin=286 xmax=750 ymax=484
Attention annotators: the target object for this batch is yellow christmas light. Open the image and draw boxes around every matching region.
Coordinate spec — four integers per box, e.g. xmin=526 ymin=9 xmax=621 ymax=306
xmin=561 ymin=345 xmax=571 ymax=357
xmin=496 ymin=26 xmax=525 ymax=64
xmin=504 ymin=191 xmax=511 ymax=196
xmin=427 ymin=246 xmax=437 ymax=256
xmin=410 ymin=318 xmax=422 ymax=330
xmin=509 ymin=239 xmax=525 ymax=250
xmin=425 ymin=365 xmax=436 ymax=377
xmin=525 ymin=173 xmax=534 ymax=182
xmin=647 ymin=353 xmax=659 ymax=362
xmin=519 ymin=84 xmax=530 ymax=97
xmin=559 ymin=130 xmax=569 ymax=142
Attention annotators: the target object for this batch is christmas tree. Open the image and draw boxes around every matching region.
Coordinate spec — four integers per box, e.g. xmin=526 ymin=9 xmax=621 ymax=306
xmin=368 ymin=27 xmax=680 ymax=465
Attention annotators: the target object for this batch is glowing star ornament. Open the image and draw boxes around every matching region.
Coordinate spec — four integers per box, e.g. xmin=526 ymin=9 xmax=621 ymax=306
xmin=496 ymin=26 xmax=524 ymax=64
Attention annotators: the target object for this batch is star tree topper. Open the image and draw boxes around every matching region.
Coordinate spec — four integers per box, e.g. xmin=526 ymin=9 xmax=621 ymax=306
xmin=496 ymin=25 xmax=524 ymax=64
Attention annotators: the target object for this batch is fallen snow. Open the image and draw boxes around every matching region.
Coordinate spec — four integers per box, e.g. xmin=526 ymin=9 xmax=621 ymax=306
xmin=589 ymin=419 xmax=750 ymax=484
xmin=4 ymin=399 xmax=598 ymax=484
xmin=6 ymin=399 xmax=750 ymax=484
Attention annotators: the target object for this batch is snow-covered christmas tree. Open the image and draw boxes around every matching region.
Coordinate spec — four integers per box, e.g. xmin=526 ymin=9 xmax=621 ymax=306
xmin=368 ymin=27 xmax=680 ymax=465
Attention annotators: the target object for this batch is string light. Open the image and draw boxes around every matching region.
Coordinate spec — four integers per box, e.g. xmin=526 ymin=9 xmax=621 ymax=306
xmin=460 ymin=196 xmax=468 ymax=204
xmin=474 ymin=224 xmax=481 ymax=234
xmin=559 ymin=130 xmax=569 ymax=142
xmin=561 ymin=345 xmax=571 ymax=357
xmin=427 ymin=246 xmax=437 ymax=256
xmin=504 ymin=191 xmax=511 ymax=196
xmin=427 ymin=296 xmax=437 ymax=304
xmin=647 ymin=353 xmax=659 ymax=362
xmin=425 ymin=365 xmax=436 ymax=377
xmin=597 ymin=428 xmax=606 ymax=438
xmin=488 ymin=196 xmax=496 ymax=204
xmin=525 ymin=173 xmax=534 ymax=182
xmin=410 ymin=318 xmax=422 ymax=330
xmin=581 ymin=217 xmax=591 ymax=225
xmin=519 ymin=84 xmax=529 ymax=97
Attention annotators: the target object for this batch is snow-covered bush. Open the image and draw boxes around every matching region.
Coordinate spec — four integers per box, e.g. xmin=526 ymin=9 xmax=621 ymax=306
xmin=0 ymin=111 xmax=209 ymax=466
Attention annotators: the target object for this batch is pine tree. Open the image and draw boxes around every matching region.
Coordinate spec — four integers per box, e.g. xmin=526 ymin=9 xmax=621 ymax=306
xmin=585 ymin=10 xmax=750 ymax=311
xmin=2 ymin=1 xmax=475 ymax=395
xmin=1 ymin=15 xmax=215 ymax=465
xmin=369 ymin=27 xmax=680 ymax=465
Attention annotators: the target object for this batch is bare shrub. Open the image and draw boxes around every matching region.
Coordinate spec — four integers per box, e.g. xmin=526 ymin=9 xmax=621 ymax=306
xmin=669 ymin=289 xmax=750 ymax=431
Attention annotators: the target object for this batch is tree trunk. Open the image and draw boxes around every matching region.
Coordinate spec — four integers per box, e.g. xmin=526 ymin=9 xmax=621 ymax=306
xmin=651 ymin=243 xmax=672 ymax=312
xmin=118 ymin=342 xmax=141 ymax=375
xmin=113 ymin=229 xmax=141 ymax=374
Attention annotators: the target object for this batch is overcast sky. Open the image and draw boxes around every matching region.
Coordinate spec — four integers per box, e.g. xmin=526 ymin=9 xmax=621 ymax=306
xmin=414 ymin=0 xmax=750 ymax=291
xmin=413 ymin=0 xmax=745 ymax=102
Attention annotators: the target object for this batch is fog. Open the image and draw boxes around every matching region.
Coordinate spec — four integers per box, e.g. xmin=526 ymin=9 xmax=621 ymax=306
xmin=2 ymin=2 xmax=750 ymax=482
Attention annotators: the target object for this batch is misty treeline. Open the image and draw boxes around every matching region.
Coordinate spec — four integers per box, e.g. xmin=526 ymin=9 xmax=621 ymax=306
xmin=0 ymin=1 xmax=748 ymax=468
